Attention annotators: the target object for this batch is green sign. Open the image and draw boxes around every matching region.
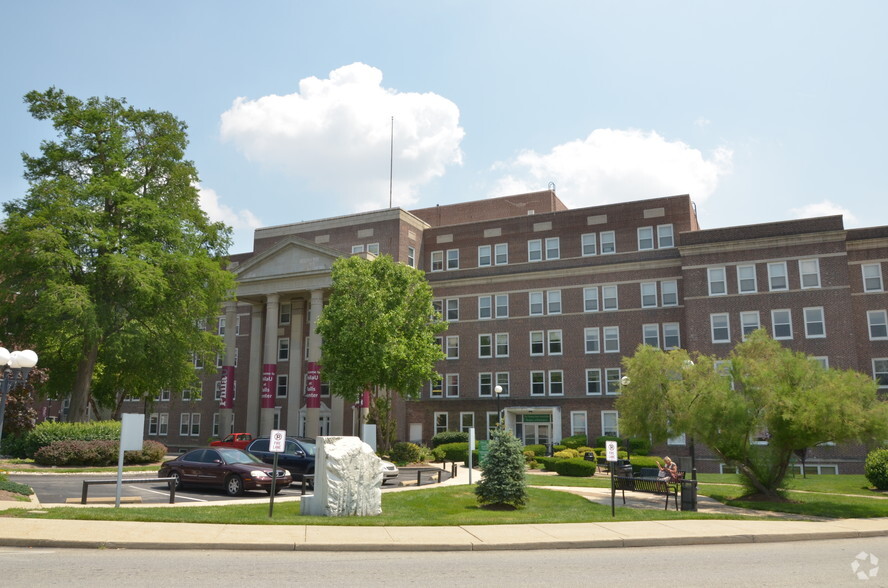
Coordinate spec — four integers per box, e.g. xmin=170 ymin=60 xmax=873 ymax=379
xmin=522 ymin=414 xmax=551 ymax=423
xmin=477 ymin=440 xmax=489 ymax=463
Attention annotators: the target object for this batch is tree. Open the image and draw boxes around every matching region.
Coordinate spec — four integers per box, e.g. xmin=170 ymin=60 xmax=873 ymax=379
xmin=617 ymin=330 xmax=888 ymax=500
xmin=475 ymin=426 xmax=528 ymax=509
xmin=0 ymin=88 xmax=234 ymax=421
xmin=316 ymin=255 xmax=447 ymax=450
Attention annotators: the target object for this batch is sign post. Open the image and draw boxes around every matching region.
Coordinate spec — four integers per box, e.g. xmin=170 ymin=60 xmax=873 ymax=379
xmin=606 ymin=440 xmax=618 ymax=517
xmin=115 ymin=413 xmax=145 ymax=508
xmin=467 ymin=428 xmax=475 ymax=484
xmin=268 ymin=429 xmax=286 ymax=518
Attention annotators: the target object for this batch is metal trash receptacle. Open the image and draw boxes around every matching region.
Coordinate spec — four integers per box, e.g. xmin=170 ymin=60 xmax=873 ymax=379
xmin=680 ymin=479 xmax=698 ymax=511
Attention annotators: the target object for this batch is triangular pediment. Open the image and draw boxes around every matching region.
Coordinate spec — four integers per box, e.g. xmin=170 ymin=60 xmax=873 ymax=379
xmin=234 ymin=237 xmax=343 ymax=282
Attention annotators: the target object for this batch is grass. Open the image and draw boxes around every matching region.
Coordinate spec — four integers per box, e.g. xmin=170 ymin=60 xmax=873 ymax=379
xmin=0 ymin=458 xmax=160 ymax=475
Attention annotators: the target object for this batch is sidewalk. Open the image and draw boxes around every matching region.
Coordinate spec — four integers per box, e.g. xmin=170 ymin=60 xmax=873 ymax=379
xmin=1 ymin=466 xmax=887 ymax=551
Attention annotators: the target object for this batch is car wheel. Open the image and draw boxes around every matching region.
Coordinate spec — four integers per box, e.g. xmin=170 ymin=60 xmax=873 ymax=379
xmin=225 ymin=475 xmax=245 ymax=497
xmin=170 ymin=470 xmax=184 ymax=490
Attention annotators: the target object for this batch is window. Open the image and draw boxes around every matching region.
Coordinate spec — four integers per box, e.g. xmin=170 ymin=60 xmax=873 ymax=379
xmin=571 ymin=412 xmax=588 ymax=437
xmin=479 ymin=334 xmax=492 ymax=358
xmin=771 ymin=309 xmax=793 ymax=339
xmin=478 ymin=296 xmax=492 ymax=319
xmin=157 ymin=389 xmax=171 ymax=402
xmin=602 ymin=285 xmax=618 ymax=311
xmin=212 ymin=413 xmax=220 ymax=438
xmin=215 ymin=353 xmax=223 ymax=368
xmin=657 ymin=224 xmax=674 ymax=248
xmin=873 ymin=359 xmax=888 ymax=388
xmin=446 ymin=299 xmax=459 ymax=321
xmin=446 ymin=249 xmax=459 ymax=270
xmin=495 ymin=333 xmax=509 ymax=357
xmin=529 ymin=331 xmax=544 ymax=356
xmin=583 ymin=287 xmax=599 ymax=312
xmin=407 ymin=246 xmax=415 ymax=268
xmin=812 ymin=356 xmax=829 ymax=369
xmin=605 ymin=369 xmax=622 ymax=395
xmin=638 ymin=226 xmax=654 ymax=250
xmin=445 ymin=335 xmax=459 ymax=359
xmin=641 ymin=282 xmax=658 ymax=308
xmin=192 ymin=353 xmax=203 ymax=369
xmin=600 ymin=231 xmax=616 ymax=254
xmin=431 ymin=251 xmax=443 ymax=272
xmin=585 ymin=327 xmax=600 ymax=353
xmin=148 ymin=414 xmax=158 ymax=436
xmin=276 ymin=374 xmax=288 ymax=397
xmin=581 ymin=233 xmax=597 ymax=256
xmin=661 ymin=280 xmax=678 ymax=306
xmin=279 ymin=303 xmax=291 ymax=325
xmin=434 ymin=412 xmax=448 ymax=435
xmin=737 ymin=265 xmax=757 ymax=293
xmin=430 ymin=378 xmax=443 ymax=398
xmin=367 ymin=243 xmax=379 ymax=254
xmin=529 ymin=291 xmax=544 ymax=316
xmin=804 ymin=307 xmax=826 ymax=338
xmin=768 ymin=262 xmax=788 ymax=291
xmin=545 ymin=237 xmax=560 ymax=260
xmin=549 ymin=371 xmax=564 ymax=396
xmin=495 ymin=243 xmax=508 ymax=265
xmin=217 ymin=317 xmax=226 ymax=335
xmin=547 ymin=330 xmax=563 ymax=355
xmin=643 ymin=324 xmax=659 ymax=348
xmin=708 ymin=267 xmax=727 ymax=296
xmin=586 ymin=369 xmax=602 ymax=395
xmin=496 ymin=372 xmax=510 ymax=396
xmin=277 ymin=338 xmax=289 ymax=361
xmin=182 ymin=389 xmax=192 ymax=401
xmin=180 ymin=413 xmax=200 ymax=437
xmin=158 ymin=413 xmax=168 ymax=436
xmin=478 ymin=245 xmax=491 ymax=267
xmin=799 ymin=259 xmax=821 ymax=289
xmin=495 ymin=294 xmax=509 ymax=318
xmin=863 ymin=263 xmax=884 ymax=292
xmin=530 ymin=371 xmax=546 ymax=396
xmin=547 ymin=290 xmax=562 ymax=314
xmin=663 ymin=323 xmax=681 ymax=350
xmin=528 ymin=239 xmax=542 ymax=262
xmin=214 ymin=381 xmax=223 ymax=401
xmin=460 ymin=412 xmax=474 ymax=434
xmin=740 ymin=311 xmax=760 ymax=340
xmin=711 ymin=313 xmax=730 ymax=343
xmin=603 ymin=326 xmax=620 ymax=353
xmin=868 ymin=310 xmax=888 ymax=340
xmin=602 ymin=411 xmax=619 ymax=437
xmin=351 ymin=244 xmax=364 ymax=254
xmin=479 ymin=373 xmax=492 ymax=397
xmin=445 ymin=374 xmax=459 ymax=397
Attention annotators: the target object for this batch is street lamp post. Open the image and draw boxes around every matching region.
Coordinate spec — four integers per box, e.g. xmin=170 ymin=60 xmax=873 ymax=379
xmin=0 ymin=347 xmax=39 ymax=445
xmin=494 ymin=385 xmax=503 ymax=426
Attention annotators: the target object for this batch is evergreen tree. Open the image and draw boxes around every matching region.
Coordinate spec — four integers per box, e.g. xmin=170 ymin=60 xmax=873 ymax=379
xmin=475 ymin=426 xmax=528 ymax=509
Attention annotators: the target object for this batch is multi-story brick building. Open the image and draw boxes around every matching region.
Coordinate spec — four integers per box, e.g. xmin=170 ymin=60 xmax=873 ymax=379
xmin=47 ymin=190 xmax=885 ymax=473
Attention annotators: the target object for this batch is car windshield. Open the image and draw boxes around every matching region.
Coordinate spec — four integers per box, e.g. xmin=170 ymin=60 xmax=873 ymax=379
xmin=217 ymin=448 xmax=263 ymax=465
xmin=297 ymin=439 xmax=317 ymax=457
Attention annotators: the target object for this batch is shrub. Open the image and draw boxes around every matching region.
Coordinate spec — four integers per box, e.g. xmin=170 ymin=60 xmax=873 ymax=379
xmin=553 ymin=458 xmax=596 ymax=477
xmin=628 ymin=455 xmax=660 ymax=474
xmin=553 ymin=448 xmax=580 ymax=459
xmin=475 ymin=427 xmax=527 ymax=508
xmin=33 ymin=439 xmax=167 ymax=467
xmin=560 ymin=435 xmax=587 ymax=449
xmin=430 ymin=431 xmax=469 ymax=448
xmin=552 ymin=444 xmax=566 ymax=453
xmin=436 ymin=442 xmax=470 ymax=462
xmin=577 ymin=446 xmax=596 ymax=457
xmin=125 ymin=440 xmax=167 ymax=464
xmin=535 ymin=456 xmax=560 ymax=471
xmin=0 ymin=434 xmax=29 ymax=459
xmin=629 ymin=438 xmax=651 ymax=456
xmin=523 ymin=444 xmax=547 ymax=456
xmin=865 ymin=448 xmax=888 ymax=490
xmin=390 ymin=442 xmax=423 ymax=465
xmin=24 ymin=420 xmax=122 ymax=458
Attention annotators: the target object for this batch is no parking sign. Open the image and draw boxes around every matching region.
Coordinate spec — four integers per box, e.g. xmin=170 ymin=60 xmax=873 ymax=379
xmin=270 ymin=429 xmax=286 ymax=453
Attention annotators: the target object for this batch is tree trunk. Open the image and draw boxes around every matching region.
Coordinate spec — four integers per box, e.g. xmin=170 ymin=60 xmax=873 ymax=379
xmin=67 ymin=342 xmax=98 ymax=422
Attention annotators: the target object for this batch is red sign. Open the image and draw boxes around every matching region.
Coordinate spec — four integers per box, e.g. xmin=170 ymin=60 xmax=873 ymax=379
xmin=305 ymin=362 xmax=320 ymax=408
xmin=261 ymin=364 xmax=276 ymax=409
xmin=361 ymin=389 xmax=371 ymax=409
xmin=220 ymin=365 xmax=235 ymax=409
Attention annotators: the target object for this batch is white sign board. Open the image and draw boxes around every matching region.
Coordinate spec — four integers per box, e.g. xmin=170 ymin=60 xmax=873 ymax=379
xmin=605 ymin=440 xmax=618 ymax=462
xmin=120 ymin=413 xmax=145 ymax=451
xmin=270 ymin=429 xmax=286 ymax=453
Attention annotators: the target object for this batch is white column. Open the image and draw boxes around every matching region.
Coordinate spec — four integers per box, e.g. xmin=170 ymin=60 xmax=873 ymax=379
xmin=259 ymin=293 xmax=280 ymax=436
xmin=305 ymin=289 xmax=323 ymax=437
xmin=246 ymin=302 xmax=263 ymax=435
xmin=219 ymin=301 xmax=237 ymax=436
xmin=287 ymin=298 xmax=306 ymax=434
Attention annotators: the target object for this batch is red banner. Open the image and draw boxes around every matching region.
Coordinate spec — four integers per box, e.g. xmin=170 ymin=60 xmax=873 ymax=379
xmin=261 ymin=364 xmax=276 ymax=409
xmin=305 ymin=362 xmax=321 ymax=408
xmin=361 ymin=389 xmax=371 ymax=409
xmin=220 ymin=365 xmax=235 ymax=409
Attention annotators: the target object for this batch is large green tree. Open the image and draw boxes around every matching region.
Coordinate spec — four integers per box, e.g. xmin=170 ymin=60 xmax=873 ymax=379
xmin=617 ymin=330 xmax=888 ymax=499
xmin=316 ymin=254 xmax=446 ymax=449
xmin=0 ymin=88 xmax=234 ymax=421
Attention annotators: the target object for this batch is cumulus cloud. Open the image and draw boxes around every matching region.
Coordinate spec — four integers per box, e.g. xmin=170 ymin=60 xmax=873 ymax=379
xmin=789 ymin=200 xmax=859 ymax=227
xmin=198 ymin=184 xmax=263 ymax=252
xmin=220 ymin=63 xmax=464 ymax=211
xmin=490 ymin=128 xmax=732 ymax=209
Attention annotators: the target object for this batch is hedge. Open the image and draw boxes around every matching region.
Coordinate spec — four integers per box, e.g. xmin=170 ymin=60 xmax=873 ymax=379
xmin=389 ymin=442 xmax=423 ymax=465
xmin=553 ymin=458 xmax=597 ymax=477
xmin=523 ymin=444 xmax=547 ymax=456
xmin=865 ymin=448 xmax=888 ymax=490
xmin=430 ymin=431 xmax=469 ymax=448
xmin=23 ymin=420 xmax=122 ymax=458
xmin=33 ymin=439 xmax=167 ymax=467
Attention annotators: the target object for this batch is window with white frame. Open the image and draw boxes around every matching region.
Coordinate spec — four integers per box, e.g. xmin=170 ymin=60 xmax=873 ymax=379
xmin=768 ymin=262 xmax=788 ymax=291
xmin=495 ymin=333 xmax=509 ymax=357
xmin=367 ymin=243 xmax=380 ymax=255
xmin=445 ymin=335 xmax=459 ymax=359
xmin=737 ymin=264 xmax=757 ymax=293
xmin=586 ymin=369 xmax=602 ymax=395
xmin=740 ymin=311 xmax=761 ymax=340
xmin=641 ymin=282 xmax=658 ymax=308
xmin=530 ymin=371 xmax=546 ymax=396
xmin=581 ymin=233 xmax=597 ymax=256
xmin=159 ymin=413 xmax=168 ymax=436
xmin=663 ymin=323 xmax=681 ymax=350
xmin=217 ymin=317 xmax=226 ymax=335
xmin=430 ymin=378 xmax=443 ymax=398
xmin=460 ymin=412 xmax=474 ymax=434
xmin=431 ymin=251 xmax=443 ymax=272
xmin=496 ymin=372 xmax=510 ymax=396
xmin=278 ymin=338 xmax=289 ymax=361
xmin=668 ymin=432 xmax=687 ymax=446
xmin=190 ymin=413 xmax=200 ymax=436
xmin=658 ymin=224 xmax=674 ymax=248
xmin=149 ymin=413 xmax=159 ymax=435
xmin=601 ymin=411 xmax=619 ymax=436
xmin=351 ymin=244 xmax=364 ymax=254
xmin=873 ymin=358 xmax=888 ymax=388
xmin=495 ymin=243 xmax=508 ymax=265
xmin=479 ymin=373 xmax=492 ymax=397
xmin=549 ymin=370 xmax=564 ymax=396
xmin=804 ymin=307 xmax=826 ymax=338
xmin=180 ymin=413 xmax=195 ymax=436
xmin=446 ymin=299 xmax=459 ymax=321
xmin=479 ymin=334 xmax=492 ymax=358
xmin=182 ymin=389 xmax=192 ymax=401
xmin=495 ymin=294 xmax=509 ymax=318
xmin=529 ymin=291 xmax=544 ymax=315
xmin=478 ymin=245 xmax=491 ymax=267
xmin=478 ymin=296 xmax=492 ymax=319
xmin=711 ymin=313 xmax=730 ymax=343
xmin=547 ymin=290 xmax=562 ymax=314
xmin=529 ymin=331 xmax=544 ymax=356
xmin=571 ymin=411 xmax=588 ymax=437
xmin=602 ymin=285 xmax=618 ymax=311
xmin=547 ymin=330 xmax=563 ymax=355
xmin=863 ymin=263 xmax=884 ymax=292
xmin=643 ymin=324 xmax=659 ymax=348
xmin=799 ymin=259 xmax=821 ymax=289
xmin=661 ymin=280 xmax=678 ymax=306
xmin=708 ymin=267 xmax=727 ymax=296
xmin=584 ymin=327 xmax=600 ymax=353
xmin=637 ymin=226 xmax=654 ymax=250
xmin=867 ymin=310 xmax=888 ymax=340
xmin=600 ymin=231 xmax=616 ymax=254
xmin=603 ymin=326 xmax=620 ymax=353
xmin=486 ymin=412 xmax=498 ymax=439
xmin=157 ymin=389 xmax=171 ymax=402
xmin=276 ymin=374 xmax=288 ymax=397
xmin=235 ymin=315 xmax=241 ymax=336
xmin=434 ymin=412 xmax=448 ymax=435
xmin=212 ymin=413 xmax=220 ymax=437
xmin=279 ymin=303 xmax=291 ymax=325
xmin=446 ymin=249 xmax=459 ymax=270
xmin=215 ymin=353 xmax=223 ymax=368
xmin=584 ymin=287 xmax=599 ymax=312
xmin=528 ymin=239 xmax=542 ymax=262
xmin=407 ymin=246 xmax=415 ymax=268
xmin=445 ymin=374 xmax=459 ymax=397
xmin=771 ymin=309 xmax=793 ymax=339
xmin=214 ymin=381 xmax=223 ymax=401
xmin=545 ymin=237 xmax=560 ymax=260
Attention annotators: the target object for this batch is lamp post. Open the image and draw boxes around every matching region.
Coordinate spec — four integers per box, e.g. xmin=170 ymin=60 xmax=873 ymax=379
xmin=494 ymin=385 xmax=503 ymax=426
xmin=682 ymin=359 xmax=697 ymax=481
xmin=0 ymin=347 xmax=39 ymax=445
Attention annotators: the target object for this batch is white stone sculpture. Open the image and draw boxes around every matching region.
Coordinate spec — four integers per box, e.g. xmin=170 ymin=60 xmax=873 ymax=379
xmin=300 ymin=436 xmax=383 ymax=516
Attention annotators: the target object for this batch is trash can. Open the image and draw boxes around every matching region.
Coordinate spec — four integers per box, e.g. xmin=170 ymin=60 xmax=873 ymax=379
xmin=583 ymin=452 xmax=596 ymax=462
xmin=680 ymin=479 xmax=698 ymax=511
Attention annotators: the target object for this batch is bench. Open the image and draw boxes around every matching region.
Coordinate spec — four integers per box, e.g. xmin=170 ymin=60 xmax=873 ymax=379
xmin=81 ymin=477 xmax=177 ymax=504
xmin=612 ymin=470 xmax=685 ymax=511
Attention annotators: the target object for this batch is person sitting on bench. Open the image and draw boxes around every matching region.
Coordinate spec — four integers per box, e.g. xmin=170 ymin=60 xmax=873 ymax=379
xmin=656 ymin=456 xmax=678 ymax=487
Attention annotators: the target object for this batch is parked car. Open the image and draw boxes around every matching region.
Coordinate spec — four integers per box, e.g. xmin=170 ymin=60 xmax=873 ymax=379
xmin=380 ymin=459 xmax=399 ymax=483
xmin=158 ymin=447 xmax=291 ymax=496
xmin=210 ymin=432 xmax=254 ymax=450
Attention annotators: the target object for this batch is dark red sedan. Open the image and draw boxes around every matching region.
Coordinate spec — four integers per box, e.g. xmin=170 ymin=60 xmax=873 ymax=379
xmin=158 ymin=447 xmax=292 ymax=496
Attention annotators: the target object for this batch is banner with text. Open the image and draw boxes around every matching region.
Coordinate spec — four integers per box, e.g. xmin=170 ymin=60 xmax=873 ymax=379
xmin=220 ymin=365 xmax=235 ymax=409
xmin=305 ymin=362 xmax=321 ymax=408
xmin=261 ymin=364 xmax=276 ymax=409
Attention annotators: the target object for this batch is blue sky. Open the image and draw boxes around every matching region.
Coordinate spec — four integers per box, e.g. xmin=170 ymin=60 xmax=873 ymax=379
xmin=3 ymin=1 xmax=886 ymax=253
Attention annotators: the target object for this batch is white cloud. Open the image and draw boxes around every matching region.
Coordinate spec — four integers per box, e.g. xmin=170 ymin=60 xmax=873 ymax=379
xmin=789 ymin=200 xmax=859 ymax=227
xmin=220 ymin=62 xmax=465 ymax=211
xmin=198 ymin=184 xmax=263 ymax=252
xmin=490 ymin=128 xmax=732 ymax=209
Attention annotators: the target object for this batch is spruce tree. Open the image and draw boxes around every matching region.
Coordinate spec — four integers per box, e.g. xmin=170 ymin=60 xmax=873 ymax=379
xmin=475 ymin=426 xmax=528 ymax=509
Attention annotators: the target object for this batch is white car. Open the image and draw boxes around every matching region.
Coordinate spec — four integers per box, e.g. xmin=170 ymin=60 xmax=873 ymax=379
xmin=381 ymin=460 xmax=399 ymax=483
